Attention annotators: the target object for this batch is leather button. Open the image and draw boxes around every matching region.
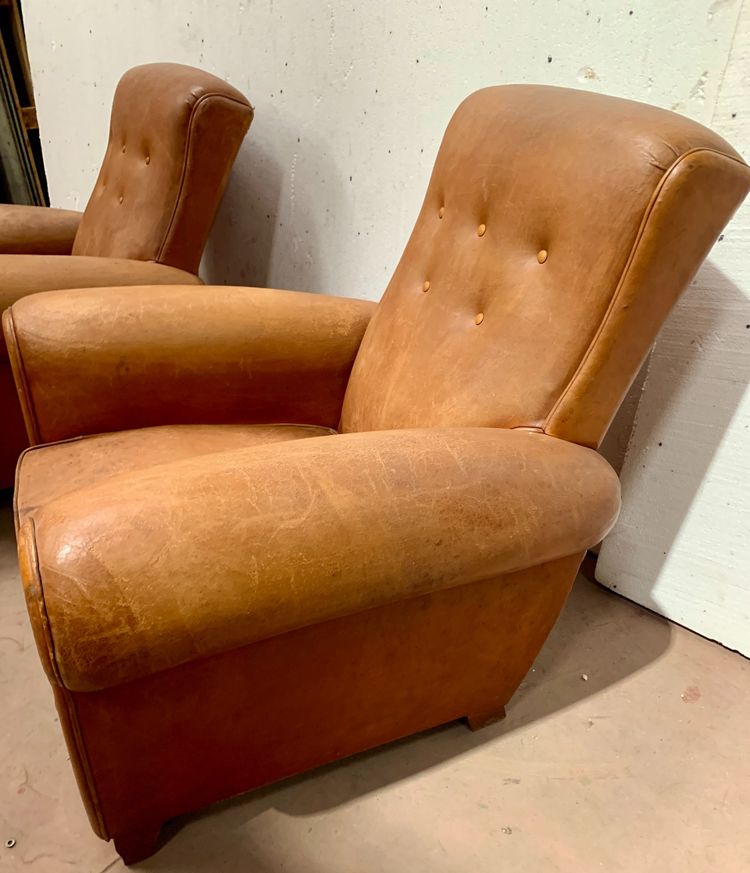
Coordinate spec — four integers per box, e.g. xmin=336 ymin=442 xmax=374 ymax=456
xmin=422 ymin=280 xmax=430 ymax=292
xmin=537 ymin=249 xmax=548 ymax=264
xmin=438 ymin=206 xmax=445 ymax=219
xmin=118 ymin=195 xmax=124 ymax=204
xmin=475 ymin=312 xmax=484 ymax=325
xmin=145 ymin=155 xmax=151 ymax=165
xmin=477 ymin=223 xmax=486 ymax=237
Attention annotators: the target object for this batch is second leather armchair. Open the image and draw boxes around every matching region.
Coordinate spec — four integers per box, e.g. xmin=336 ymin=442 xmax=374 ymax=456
xmin=0 ymin=62 xmax=253 ymax=483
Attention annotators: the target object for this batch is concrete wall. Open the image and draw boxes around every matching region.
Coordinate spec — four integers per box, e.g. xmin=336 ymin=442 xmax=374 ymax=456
xmin=597 ymin=2 xmax=750 ymax=656
xmin=21 ymin=1 xmax=749 ymax=647
xmin=23 ymin=0 xmax=741 ymax=296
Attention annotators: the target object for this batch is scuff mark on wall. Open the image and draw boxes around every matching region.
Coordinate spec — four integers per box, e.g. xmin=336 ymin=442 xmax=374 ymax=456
xmin=689 ymin=69 xmax=710 ymax=102
xmin=577 ymin=65 xmax=597 ymax=82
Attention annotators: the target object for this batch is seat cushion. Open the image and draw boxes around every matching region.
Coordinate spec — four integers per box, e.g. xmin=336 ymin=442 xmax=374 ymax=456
xmin=16 ymin=423 xmax=335 ymax=523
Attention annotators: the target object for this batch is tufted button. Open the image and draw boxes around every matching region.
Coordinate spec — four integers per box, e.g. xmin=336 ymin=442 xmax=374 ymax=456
xmin=145 ymin=155 xmax=151 ymax=165
xmin=477 ymin=223 xmax=486 ymax=237
xmin=537 ymin=249 xmax=548 ymax=264
xmin=438 ymin=206 xmax=445 ymax=219
xmin=422 ymin=280 xmax=430 ymax=292
xmin=474 ymin=312 xmax=484 ymax=325
xmin=118 ymin=195 xmax=124 ymax=204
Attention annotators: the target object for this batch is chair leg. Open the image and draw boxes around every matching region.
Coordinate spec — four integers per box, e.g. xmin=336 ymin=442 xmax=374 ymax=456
xmin=465 ymin=704 xmax=507 ymax=731
xmin=113 ymin=822 xmax=162 ymax=865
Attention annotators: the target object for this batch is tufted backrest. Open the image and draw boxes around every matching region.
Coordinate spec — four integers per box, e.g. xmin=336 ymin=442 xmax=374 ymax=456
xmin=340 ymin=85 xmax=750 ymax=448
xmin=72 ymin=63 xmax=252 ymax=274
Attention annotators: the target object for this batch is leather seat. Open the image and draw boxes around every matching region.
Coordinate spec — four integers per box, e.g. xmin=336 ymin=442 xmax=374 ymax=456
xmin=5 ymin=85 xmax=749 ymax=864
xmin=0 ymin=63 xmax=253 ymax=484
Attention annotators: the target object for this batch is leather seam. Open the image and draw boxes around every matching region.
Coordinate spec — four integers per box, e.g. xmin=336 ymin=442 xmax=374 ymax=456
xmin=21 ymin=518 xmax=109 ymax=837
xmin=155 ymin=92 xmax=251 ymax=267
xmin=3 ymin=308 xmax=42 ymax=444
xmin=59 ymin=691 xmax=110 ymax=839
xmin=23 ymin=518 xmax=63 ymax=685
xmin=541 ymin=147 xmax=750 ymax=442
xmin=15 ymin=438 xmax=87 ymax=529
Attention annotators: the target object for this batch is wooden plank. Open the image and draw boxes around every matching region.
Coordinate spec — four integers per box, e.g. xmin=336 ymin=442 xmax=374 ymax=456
xmin=0 ymin=30 xmax=43 ymax=202
xmin=7 ymin=0 xmax=34 ymax=102
xmin=20 ymin=104 xmax=36 ymax=129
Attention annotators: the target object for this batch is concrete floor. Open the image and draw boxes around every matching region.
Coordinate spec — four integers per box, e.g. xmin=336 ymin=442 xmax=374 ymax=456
xmin=1 ymin=498 xmax=749 ymax=873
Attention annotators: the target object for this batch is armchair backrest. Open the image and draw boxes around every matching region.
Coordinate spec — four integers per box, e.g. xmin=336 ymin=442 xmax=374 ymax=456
xmin=72 ymin=63 xmax=252 ymax=274
xmin=340 ymin=85 xmax=749 ymax=448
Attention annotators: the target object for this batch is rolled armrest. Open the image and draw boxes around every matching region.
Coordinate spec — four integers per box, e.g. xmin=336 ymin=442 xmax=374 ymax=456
xmin=0 ymin=254 xmax=200 ymax=312
xmin=4 ymin=284 xmax=376 ymax=444
xmin=0 ymin=257 xmax=200 ymax=379
xmin=0 ymin=205 xmax=82 ymax=255
xmin=20 ymin=426 xmax=620 ymax=690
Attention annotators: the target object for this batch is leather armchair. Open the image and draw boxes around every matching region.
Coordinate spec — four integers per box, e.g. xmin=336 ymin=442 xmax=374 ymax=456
xmin=0 ymin=63 xmax=252 ymax=484
xmin=6 ymin=86 xmax=749 ymax=864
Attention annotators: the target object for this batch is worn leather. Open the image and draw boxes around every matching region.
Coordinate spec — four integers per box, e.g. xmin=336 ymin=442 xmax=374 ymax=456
xmin=67 ymin=554 xmax=582 ymax=842
xmin=17 ymin=426 xmax=619 ymax=691
xmin=0 ymin=256 xmax=200 ymax=319
xmin=4 ymin=284 xmax=375 ymax=443
xmin=6 ymin=84 xmax=749 ymax=857
xmin=0 ymin=256 xmax=201 ymax=478
xmin=341 ymin=85 xmax=750 ymax=448
xmin=16 ymin=424 xmax=334 ymax=517
xmin=0 ymin=205 xmax=82 ymax=255
xmin=72 ymin=63 xmax=252 ymax=273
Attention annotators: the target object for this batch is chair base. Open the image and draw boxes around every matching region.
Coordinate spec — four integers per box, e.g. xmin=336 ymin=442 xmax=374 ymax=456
xmin=53 ymin=553 xmax=583 ymax=863
xmin=465 ymin=704 xmax=507 ymax=731
xmin=110 ymin=706 xmax=508 ymax=863
xmin=113 ymin=824 xmax=162 ymax=866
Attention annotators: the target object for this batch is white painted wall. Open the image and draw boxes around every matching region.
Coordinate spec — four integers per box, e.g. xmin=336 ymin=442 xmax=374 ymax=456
xmin=597 ymin=2 xmax=750 ymax=656
xmin=22 ymin=0 xmax=742 ymax=296
xmin=21 ymin=1 xmax=749 ymax=648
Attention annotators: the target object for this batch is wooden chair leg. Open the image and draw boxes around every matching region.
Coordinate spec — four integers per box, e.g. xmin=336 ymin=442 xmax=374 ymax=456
xmin=465 ymin=704 xmax=507 ymax=731
xmin=113 ymin=822 xmax=162 ymax=865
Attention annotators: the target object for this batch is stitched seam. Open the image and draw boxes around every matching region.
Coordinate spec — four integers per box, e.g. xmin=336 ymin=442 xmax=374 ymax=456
xmin=155 ymin=92 xmax=251 ymax=265
xmin=14 ymin=445 xmax=35 ymax=530
xmin=15 ymin=438 xmax=88 ymax=528
xmin=542 ymin=147 xmax=749 ymax=437
xmin=61 ymin=692 xmax=109 ymax=838
xmin=22 ymin=518 xmax=108 ymax=836
xmin=3 ymin=308 xmax=41 ymax=444
xmin=23 ymin=518 xmax=63 ymax=684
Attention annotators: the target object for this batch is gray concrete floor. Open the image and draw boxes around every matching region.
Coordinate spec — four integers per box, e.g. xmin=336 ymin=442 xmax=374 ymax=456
xmin=1 ymin=497 xmax=749 ymax=873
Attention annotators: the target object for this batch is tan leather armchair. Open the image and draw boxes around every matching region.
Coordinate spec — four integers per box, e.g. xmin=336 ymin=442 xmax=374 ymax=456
xmin=5 ymin=86 xmax=749 ymax=864
xmin=0 ymin=63 xmax=252 ymax=483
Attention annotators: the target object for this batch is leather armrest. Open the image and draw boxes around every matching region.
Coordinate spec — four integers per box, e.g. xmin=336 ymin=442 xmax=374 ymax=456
xmin=0 ymin=256 xmax=201 ymax=377
xmin=4 ymin=284 xmax=377 ymax=444
xmin=0 ymin=205 xmax=82 ymax=255
xmin=18 ymin=426 xmax=620 ymax=690
xmin=0 ymin=254 xmax=200 ymax=312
